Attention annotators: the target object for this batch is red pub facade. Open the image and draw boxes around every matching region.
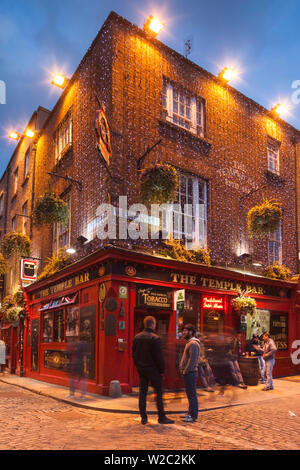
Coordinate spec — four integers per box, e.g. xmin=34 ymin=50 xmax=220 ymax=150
xmin=23 ymin=246 xmax=299 ymax=395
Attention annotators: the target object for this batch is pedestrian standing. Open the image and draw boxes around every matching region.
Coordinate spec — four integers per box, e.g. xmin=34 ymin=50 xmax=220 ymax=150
xmin=132 ymin=316 xmax=174 ymax=425
xmin=226 ymin=332 xmax=247 ymax=389
xmin=179 ymin=324 xmax=201 ymax=423
xmin=0 ymin=339 xmax=6 ymax=375
xmin=197 ymin=334 xmax=215 ymax=392
xmin=249 ymin=334 xmax=265 ymax=383
xmin=262 ymin=333 xmax=277 ymax=390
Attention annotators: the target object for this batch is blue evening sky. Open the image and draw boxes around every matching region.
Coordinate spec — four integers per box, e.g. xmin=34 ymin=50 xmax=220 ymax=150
xmin=1 ymin=0 xmax=300 ymax=174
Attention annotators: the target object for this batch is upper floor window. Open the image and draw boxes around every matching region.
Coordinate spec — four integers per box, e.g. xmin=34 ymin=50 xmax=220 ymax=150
xmin=24 ymin=149 xmax=30 ymax=179
xmin=53 ymin=197 xmax=71 ymax=254
xmin=267 ymin=139 xmax=280 ymax=175
xmin=22 ymin=200 xmax=28 ymax=235
xmin=55 ymin=111 xmax=72 ymax=162
xmin=0 ymin=193 xmax=4 ymax=215
xmin=268 ymin=226 xmax=282 ymax=265
xmin=163 ymin=77 xmax=205 ymax=137
xmin=162 ymin=173 xmax=207 ymax=249
xmin=12 ymin=215 xmax=17 ymax=232
xmin=13 ymin=168 xmax=18 ymax=195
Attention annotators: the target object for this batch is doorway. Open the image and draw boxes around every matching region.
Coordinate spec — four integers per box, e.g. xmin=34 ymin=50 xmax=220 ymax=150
xmin=132 ymin=309 xmax=171 ymax=387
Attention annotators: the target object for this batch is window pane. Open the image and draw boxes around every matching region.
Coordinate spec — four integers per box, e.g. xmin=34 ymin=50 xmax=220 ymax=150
xmin=53 ymin=309 xmax=65 ymax=342
xmin=43 ymin=313 xmax=53 ymax=343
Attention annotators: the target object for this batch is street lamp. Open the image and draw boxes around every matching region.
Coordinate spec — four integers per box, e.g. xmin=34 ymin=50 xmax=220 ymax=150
xmin=143 ymin=16 xmax=164 ymax=37
xmin=9 ymin=131 xmax=21 ymax=141
xmin=271 ymin=103 xmax=289 ymax=117
xmin=218 ymin=67 xmax=236 ymax=82
xmin=51 ymin=73 xmax=69 ymax=89
xmin=66 ymin=247 xmax=76 ymax=255
xmin=8 ymin=129 xmax=35 ymax=142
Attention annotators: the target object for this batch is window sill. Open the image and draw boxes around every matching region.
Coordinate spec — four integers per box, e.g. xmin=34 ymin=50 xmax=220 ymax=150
xmin=56 ymin=143 xmax=72 ymax=163
xmin=264 ymin=170 xmax=285 ymax=187
xmin=158 ymin=119 xmax=211 ymax=155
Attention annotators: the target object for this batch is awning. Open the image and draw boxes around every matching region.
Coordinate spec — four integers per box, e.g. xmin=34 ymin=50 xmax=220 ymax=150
xmin=1 ymin=324 xmax=12 ymax=330
xmin=39 ymin=292 xmax=78 ymax=312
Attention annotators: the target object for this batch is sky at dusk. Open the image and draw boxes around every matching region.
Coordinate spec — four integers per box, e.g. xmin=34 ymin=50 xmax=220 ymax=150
xmin=1 ymin=0 xmax=300 ymax=174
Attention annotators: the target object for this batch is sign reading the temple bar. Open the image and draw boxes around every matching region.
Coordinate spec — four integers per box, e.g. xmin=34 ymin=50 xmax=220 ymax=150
xmin=136 ymin=285 xmax=172 ymax=309
xmin=94 ymin=104 xmax=111 ymax=166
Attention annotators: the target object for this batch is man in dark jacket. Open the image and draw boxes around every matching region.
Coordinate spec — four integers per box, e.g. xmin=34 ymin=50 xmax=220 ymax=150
xmin=132 ymin=316 xmax=174 ymax=425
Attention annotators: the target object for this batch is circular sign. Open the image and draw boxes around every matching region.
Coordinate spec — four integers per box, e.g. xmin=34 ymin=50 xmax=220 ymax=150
xmin=125 ymin=265 xmax=136 ymax=277
xmin=105 ymin=298 xmax=118 ymax=311
xmin=98 ymin=265 xmax=105 ymax=277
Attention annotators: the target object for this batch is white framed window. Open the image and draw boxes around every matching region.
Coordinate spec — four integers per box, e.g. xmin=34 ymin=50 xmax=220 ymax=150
xmin=24 ymin=149 xmax=30 ymax=179
xmin=268 ymin=226 xmax=282 ymax=265
xmin=162 ymin=173 xmax=207 ymax=249
xmin=163 ymin=77 xmax=205 ymax=137
xmin=267 ymin=141 xmax=280 ymax=175
xmin=53 ymin=197 xmax=71 ymax=254
xmin=55 ymin=111 xmax=72 ymax=162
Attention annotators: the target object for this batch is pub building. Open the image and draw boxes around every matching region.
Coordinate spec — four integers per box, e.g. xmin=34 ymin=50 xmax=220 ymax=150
xmin=2 ymin=11 xmax=300 ymax=390
xmin=23 ymin=245 xmax=299 ymax=395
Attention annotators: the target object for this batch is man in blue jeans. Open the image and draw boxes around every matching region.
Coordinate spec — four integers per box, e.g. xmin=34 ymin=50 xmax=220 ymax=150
xmin=179 ymin=324 xmax=201 ymax=423
xmin=261 ymin=333 xmax=277 ymax=390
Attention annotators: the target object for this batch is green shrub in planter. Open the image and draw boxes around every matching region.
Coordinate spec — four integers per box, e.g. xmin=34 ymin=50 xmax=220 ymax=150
xmin=13 ymin=290 xmax=24 ymax=307
xmin=140 ymin=163 xmax=179 ymax=205
xmin=159 ymin=239 xmax=211 ymax=265
xmin=38 ymin=250 xmax=71 ymax=281
xmin=0 ymin=253 xmax=8 ymax=276
xmin=1 ymin=232 xmax=31 ymax=258
xmin=247 ymin=199 xmax=282 ymax=238
xmin=32 ymin=192 xmax=69 ymax=228
xmin=191 ymin=248 xmax=211 ymax=266
xmin=264 ymin=263 xmax=292 ymax=280
xmin=232 ymin=295 xmax=256 ymax=315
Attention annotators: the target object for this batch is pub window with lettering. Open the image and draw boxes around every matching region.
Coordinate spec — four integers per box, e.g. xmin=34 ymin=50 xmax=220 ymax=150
xmin=176 ymin=293 xmax=200 ymax=339
xmin=202 ymin=295 xmax=225 ymax=335
xmin=42 ymin=306 xmax=79 ymax=343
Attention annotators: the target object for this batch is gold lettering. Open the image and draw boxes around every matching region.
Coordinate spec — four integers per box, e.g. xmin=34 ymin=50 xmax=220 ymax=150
xmin=224 ymin=282 xmax=231 ymax=290
xmin=258 ymin=287 xmax=264 ymax=295
xmin=209 ymin=279 xmax=216 ymax=288
xmin=215 ymin=280 xmax=224 ymax=289
xmin=190 ymin=276 xmax=196 ymax=285
xmin=170 ymin=273 xmax=179 ymax=283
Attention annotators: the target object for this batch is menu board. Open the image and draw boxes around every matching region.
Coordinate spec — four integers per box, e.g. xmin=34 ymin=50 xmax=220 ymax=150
xmin=270 ymin=314 xmax=288 ymax=351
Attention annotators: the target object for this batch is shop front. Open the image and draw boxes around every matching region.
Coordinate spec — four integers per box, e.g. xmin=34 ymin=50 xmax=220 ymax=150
xmin=23 ymin=246 xmax=299 ymax=395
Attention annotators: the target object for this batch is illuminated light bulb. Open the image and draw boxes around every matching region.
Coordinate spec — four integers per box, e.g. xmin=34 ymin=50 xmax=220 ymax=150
xmin=51 ymin=73 xmax=68 ymax=88
xmin=9 ymin=131 xmax=20 ymax=140
xmin=143 ymin=16 xmax=164 ymax=37
xmin=66 ymin=248 xmax=76 ymax=254
xmin=272 ymin=103 xmax=289 ymax=117
xmin=25 ymin=129 xmax=35 ymax=138
xmin=219 ymin=67 xmax=236 ymax=82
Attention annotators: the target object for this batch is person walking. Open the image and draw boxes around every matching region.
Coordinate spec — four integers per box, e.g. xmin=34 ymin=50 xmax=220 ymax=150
xmin=0 ymin=339 xmax=6 ymax=375
xmin=261 ymin=333 xmax=277 ymax=390
xmin=67 ymin=339 xmax=87 ymax=399
xmin=132 ymin=316 xmax=174 ymax=425
xmin=226 ymin=332 xmax=247 ymax=389
xmin=249 ymin=334 xmax=265 ymax=383
xmin=179 ymin=324 xmax=201 ymax=423
xmin=198 ymin=334 xmax=215 ymax=392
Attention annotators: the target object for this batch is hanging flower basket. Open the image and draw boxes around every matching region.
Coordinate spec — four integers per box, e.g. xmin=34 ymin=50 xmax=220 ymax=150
xmin=264 ymin=263 xmax=292 ymax=280
xmin=0 ymin=295 xmax=15 ymax=316
xmin=232 ymin=295 xmax=256 ymax=315
xmin=247 ymin=199 xmax=282 ymax=238
xmin=38 ymin=250 xmax=71 ymax=281
xmin=159 ymin=239 xmax=211 ymax=265
xmin=0 ymin=253 xmax=8 ymax=276
xmin=140 ymin=163 xmax=179 ymax=205
xmin=32 ymin=192 xmax=69 ymax=228
xmin=5 ymin=306 xmax=22 ymax=323
xmin=1 ymin=232 xmax=31 ymax=258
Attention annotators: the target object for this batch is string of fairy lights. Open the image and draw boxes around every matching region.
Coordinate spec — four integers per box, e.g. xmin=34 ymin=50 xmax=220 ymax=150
xmin=5 ymin=14 xmax=298 ymax=275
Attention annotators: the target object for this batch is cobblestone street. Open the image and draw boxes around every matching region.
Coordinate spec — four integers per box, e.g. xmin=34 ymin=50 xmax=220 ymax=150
xmin=1 ymin=381 xmax=300 ymax=450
